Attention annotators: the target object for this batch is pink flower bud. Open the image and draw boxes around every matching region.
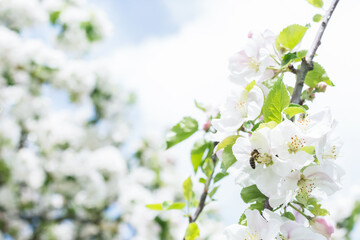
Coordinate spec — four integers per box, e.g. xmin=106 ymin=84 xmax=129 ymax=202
xmin=316 ymin=81 xmax=327 ymax=93
xmin=248 ymin=31 xmax=253 ymax=39
xmin=311 ymin=217 xmax=334 ymax=239
xmin=203 ymin=121 xmax=211 ymax=132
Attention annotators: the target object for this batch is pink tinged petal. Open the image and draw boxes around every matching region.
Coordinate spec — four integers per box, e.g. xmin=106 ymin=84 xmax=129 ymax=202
xmin=281 ymin=221 xmax=327 ymax=240
xmin=229 ymin=50 xmax=249 ymax=72
xmin=311 ymin=218 xmax=334 ymax=239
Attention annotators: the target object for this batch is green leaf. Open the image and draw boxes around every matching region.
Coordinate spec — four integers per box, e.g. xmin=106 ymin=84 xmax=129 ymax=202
xmin=214 ymin=172 xmax=229 ymax=183
xmin=185 ymin=223 xmax=200 ymax=240
xmin=306 ymin=198 xmax=329 ymax=216
xmin=162 ymin=201 xmax=172 ymax=209
xmin=209 ymin=186 xmax=219 ymax=198
xmin=276 ymin=24 xmax=308 ymax=51
xmin=240 ymin=185 xmax=267 ymax=204
xmin=313 ymin=14 xmax=322 ymax=22
xmin=239 ymin=213 xmax=247 ymax=226
xmin=297 ymin=50 xmax=308 ymax=59
xmin=167 ymin=202 xmax=186 ymax=210
xmin=337 ymin=201 xmax=360 ymax=233
xmin=166 ymin=117 xmax=198 ymax=149
xmin=191 ymin=140 xmax=213 ymax=173
xmin=282 ymin=212 xmax=296 ymax=220
xmin=262 ymin=78 xmax=277 ymax=89
xmin=281 ymin=52 xmax=298 ymax=66
xmin=202 ymin=157 xmax=214 ymax=178
xmin=183 ymin=177 xmax=193 ymax=202
xmin=145 ymin=204 xmax=163 ymax=211
xmin=249 ymin=201 xmax=265 ymax=212
xmin=194 ymin=100 xmax=206 ymax=112
xmin=49 ymin=11 xmax=61 ymax=25
xmin=283 ymin=106 xmax=306 ymax=118
xmin=215 ymin=135 xmax=240 ymax=153
xmin=258 ymin=121 xmax=278 ymax=130
xmin=245 ymin=80 xmax=256 ymax=92
xmin=263 ymin=77 xmax=290 ymax=123
xmin=307 ymin=0 xmax=323 ymax=8
xmin=304 ymin=62 xmax=334 ymax=88
xmin=199 ymin=178 xmax=206 ymax=184
xmin=302 ymin=145 xmax=315 ymax=155
xmin=221 ymin=144 xmax=237 ymax=172
xmin=287 ymin=86 xmax=294 ymax=95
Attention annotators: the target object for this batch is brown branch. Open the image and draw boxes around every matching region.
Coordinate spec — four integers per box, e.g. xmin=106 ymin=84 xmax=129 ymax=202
xmin=291 ymin=0 xmax=340 ymax=104
xmin=189 ymin=145 xmax=218 ymax=223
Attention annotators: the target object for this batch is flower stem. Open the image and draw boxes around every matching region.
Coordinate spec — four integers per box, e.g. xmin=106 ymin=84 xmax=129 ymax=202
xmin=289 ymin=203 xmax=311 ymax=220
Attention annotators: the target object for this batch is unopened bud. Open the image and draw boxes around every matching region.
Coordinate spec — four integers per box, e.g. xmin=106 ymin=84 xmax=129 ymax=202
xmin=315 ymin=81 xmax=327 ymax=93
xmin=248 ymin=31 xmax=253 ymax=39
xmin=203 ymin=121 xmax=211 ymax=132
xmin=311 ymin=217 xmax=334 ymax=239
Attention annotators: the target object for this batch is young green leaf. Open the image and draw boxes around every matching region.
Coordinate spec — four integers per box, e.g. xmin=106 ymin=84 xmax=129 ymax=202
xmin=281 ymin=52 xmax=298 ymax=66
xmin=240 ymin=185 xmax=267 ymax=204
xmin=194 ymin=100 xmax=207 ymax=112
xmin=202 ymin=157 xmax=214 ymax=178
xmin=307 ymin=0 xmax=323 ymax=8
xmin=215 ymin=135 xmax=240 ymax=153
xmin=191 ymin=140 xmax=213 ymax=173
xmin=238 ymin=213 xmax=247 ymax=226
xmin=304 ymin=62 xmax=334 ymax=88
xmin=185 ymin=223 xmax=200 ymax=240
xmin=282 ymin=212 xmax=296 ymax=220
xmin=214 ymin=172 xmax=229 ymax=183
xmin=220 ymin=144 xmax=237 ymax=172
xmin=166 ymin=117 xmax=198 ymax=149
xmin=145 ymin=204 xmax=163 ymax=211
xmin=263 ymin=77 xmax=290 ymax=123
xmin=167 ymin=202 xmax=186 ymax=210
xmin=313 ymin=14 xmax=323 ymax=22
xmin=283 ymin=106 xmax=306 ymax=118
xmin=183 ymin=177 xmax=193 ymax=202
xmin=209 ymin=186 xmax=219 ymax=198
xmin=276 ymin=24 xmax=308 ymax=51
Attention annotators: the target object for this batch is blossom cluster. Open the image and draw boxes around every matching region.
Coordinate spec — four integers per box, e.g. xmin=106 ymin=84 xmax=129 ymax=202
xmin=0 ymin=0 xmax=223 ymax=239
xmin=212 ymin=28 xmax=344 ymax=239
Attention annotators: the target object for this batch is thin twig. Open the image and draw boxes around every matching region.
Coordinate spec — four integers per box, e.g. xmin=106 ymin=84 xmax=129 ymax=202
xmin=291 ymin=0 xmax=340 ymax=104
xmin=190 ymin=144 xmax=218 ymax=223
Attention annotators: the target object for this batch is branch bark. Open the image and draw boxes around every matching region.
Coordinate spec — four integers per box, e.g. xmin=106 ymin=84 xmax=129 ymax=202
xmin=291 ymin=0 xmax=340 ymax=104
xmin=189 ymin=143 xmax=218 ymax=223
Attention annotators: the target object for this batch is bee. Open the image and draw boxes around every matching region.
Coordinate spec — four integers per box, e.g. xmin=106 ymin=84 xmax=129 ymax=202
xmin=249 ymin=149 xmax=260 ymax=169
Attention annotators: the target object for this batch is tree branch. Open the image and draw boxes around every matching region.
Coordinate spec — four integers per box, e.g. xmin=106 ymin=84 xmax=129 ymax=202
xmin=291 ymin=0 xmax=340 ymax=104
xmin=190 ymin=144 xmax=218 ymax=223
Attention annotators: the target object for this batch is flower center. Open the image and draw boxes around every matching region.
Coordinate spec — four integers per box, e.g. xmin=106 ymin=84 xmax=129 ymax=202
xmin=256 ymin=153 xmax=273 ymax=166
xmin=297 ymin=174 xmax=315 ymax=199
xmin=287 ymin=135 xmax=305 ymax=154
xmin=245 ymin=229 xmax=260 ymax=240
xmin=247 ymin=57 xmax=260 ymax=72
xmin=297 ymin=117 xmax=311 ymax=127
xmin=323 ymin=145 xmax=338 ymax=160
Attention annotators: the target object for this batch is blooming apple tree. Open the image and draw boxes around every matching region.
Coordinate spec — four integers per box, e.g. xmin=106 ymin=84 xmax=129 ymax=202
xmin=0 ymin=0 xmax=209 ymax=239
xmin=148 ymin=0 xmax=346 ymax=239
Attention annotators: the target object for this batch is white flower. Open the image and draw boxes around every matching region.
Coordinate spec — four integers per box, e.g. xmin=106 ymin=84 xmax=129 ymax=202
xmin=212 ymin=85 xmax=263 ymax=140
xmin=295 ymin=108 xmax=335 ymax=141
xmin=280 ymin=221 xmax=327 ymax=240
xmin=224 ymin=209 xmax=281 ymax=240
xmin=316 ymin=129 xmax=343 ymax=162
xmin=229 ymin=30 xmax=277 ymax=87
xmin=271 ymin=119 xmax=314 ymax=175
